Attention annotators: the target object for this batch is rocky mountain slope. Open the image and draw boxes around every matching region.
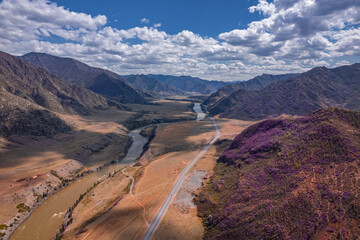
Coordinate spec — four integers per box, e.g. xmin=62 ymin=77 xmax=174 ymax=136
xmin=147 ymin=74 xmax=231 ymax=94
xmin=204 ymin=73 xmax=298 ymax=106
xmin=20 ymin=52 xmax=146 ymax=104
xmin=197 ymin=108 xmax=360 ymax=240
xmin=123 ymin=74 xmax=186 ymax=96
xmin=0 ymin=51 xmax=111 ymax=137
xmin=87 ymin=73 xmax=147 ymax=103
xmin=0 ymin=89 xmax=71 ymax=137
xmin=208 ymin=64 xmax=360 ymax=120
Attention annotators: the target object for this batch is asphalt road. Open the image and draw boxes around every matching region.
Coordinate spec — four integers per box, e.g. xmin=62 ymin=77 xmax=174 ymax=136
xmin=142 ymin=117 xmax=220 ymax=240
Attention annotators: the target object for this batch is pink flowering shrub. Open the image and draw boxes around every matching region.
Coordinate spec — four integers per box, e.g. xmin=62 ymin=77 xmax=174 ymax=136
xmin=196 ymin=108 xmax=360 ymax=240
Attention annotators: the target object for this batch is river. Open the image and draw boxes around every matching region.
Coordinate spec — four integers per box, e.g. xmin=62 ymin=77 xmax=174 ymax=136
xmin=10 ymin=128 xmax=148 ymax=240
xmin=11 ymin=103 xmax=203 ymax=240
xmin=193 ymin=103 xmax=205 ymax=121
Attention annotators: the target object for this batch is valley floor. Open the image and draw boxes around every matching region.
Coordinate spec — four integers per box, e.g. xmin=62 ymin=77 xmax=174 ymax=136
xmin=0 ymin=99 xmax=197 ymax=240
xmin=60 ymin=116 xmax=255 ymax=240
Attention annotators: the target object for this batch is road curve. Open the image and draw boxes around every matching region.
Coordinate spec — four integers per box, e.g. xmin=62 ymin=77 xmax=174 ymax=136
xmin=142 ymin=117 xmax=220 ymax=240
xmin=121 ymin=164 xmax=135 ymax=195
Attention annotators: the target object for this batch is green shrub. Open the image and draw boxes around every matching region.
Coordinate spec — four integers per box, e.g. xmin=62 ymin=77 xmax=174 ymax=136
xmin=16 ymin=203 xmax=30 ymax=213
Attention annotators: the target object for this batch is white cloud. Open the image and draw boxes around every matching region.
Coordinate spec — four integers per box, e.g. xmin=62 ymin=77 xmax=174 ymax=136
xmin=219 ymin=0 xmax=360 ymax=67
xmin=249 ymin=0 xmax=276 ymax=15
xmin=333 ymin=60 xmax=350 ymax=67
xmin=0 ymin=0 xmax=106 ymax=42
xmin=140 ymin=18 xmax=149 ymax=24
xmin=0 ymin=0 xmax=359 ymax=81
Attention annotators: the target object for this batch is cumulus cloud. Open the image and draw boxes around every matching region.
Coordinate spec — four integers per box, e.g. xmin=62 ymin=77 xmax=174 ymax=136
xmin=220 ymin=0 xmax=360 ymax=62
xmin=140 ymin=18 xmax=149 ymax=24
xmin=0 ymin=0 xmax=106 ymax=46
xmin=0 ymin=0 xmax=359 ymax=81
xmin=249 ymin=0 xmax=275 ymax=15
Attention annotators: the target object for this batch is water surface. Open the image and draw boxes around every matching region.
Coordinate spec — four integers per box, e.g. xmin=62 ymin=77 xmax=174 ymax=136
xmin=193 ymin=103 xmax=205 ymax=121
xmin=11 ymin=127 xmax=148 ymax=240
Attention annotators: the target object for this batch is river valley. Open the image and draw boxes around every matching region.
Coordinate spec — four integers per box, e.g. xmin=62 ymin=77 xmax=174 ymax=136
xmin=10 ymin=102 xmax=205 ymax=240
xmin=10 ymin=127 xmax=148 ymax=240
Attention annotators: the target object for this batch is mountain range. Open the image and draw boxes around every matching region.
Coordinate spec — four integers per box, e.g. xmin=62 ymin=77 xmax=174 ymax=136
xmin=206 ymin=64 xmax=360 ymax=120
xmin=203 ymin=73 xmax=299 ymax=106
xmin=0 ymin=51 xmax=112 ymax=137
xmin=147 ymin=74 xmax=231 ymax=94
xmin=123 ymin=75 xmax=186 ymax=97
xmin=20 ymin=52 xmax=147 ymax=104
xmin=20 ymin=53 xmax=234 ymax=99
xmin=3 ymin=50 xmax=360 ymax=137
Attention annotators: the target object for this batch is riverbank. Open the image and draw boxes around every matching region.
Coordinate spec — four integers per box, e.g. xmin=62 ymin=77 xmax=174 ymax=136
xmin=64 ymin=105 xmax=217 ymax=239
xmin=56 ymin=125 xmax=158 ymax=240
xmin=9 ymin=126 xmax=148 ymax=240
xmin=1 ymin=132 xmax=131 ymax=240
xmin=5 ymin=99 xmax=196 ymax=240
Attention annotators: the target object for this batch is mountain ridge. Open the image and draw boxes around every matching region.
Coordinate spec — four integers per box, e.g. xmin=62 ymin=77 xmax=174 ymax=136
xmin=123 ymin=74 xmax=186 ymax=97
xmin=0 ymin=51 xmax=116 ymax=137
xmin=204 ymin=73 xmax=299 ymax=106
xmin=1 ymin=51 xmax=110 ymax=115
xmin=208 ymin=63 xmax=360 ymax=120
xmin=20 ymin=52 xmax=147 ymax=104
xmin=147 ymin=74 xmax=232 ymax=94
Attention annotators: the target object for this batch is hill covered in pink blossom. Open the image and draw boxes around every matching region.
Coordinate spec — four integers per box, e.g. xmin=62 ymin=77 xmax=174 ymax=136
xmin=197 ymin=108 xmax=360 ymax=240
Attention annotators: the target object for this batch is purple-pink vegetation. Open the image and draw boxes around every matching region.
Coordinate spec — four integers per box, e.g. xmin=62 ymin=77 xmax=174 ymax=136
xmin=196 ymin=108 xmax=360 ymax=240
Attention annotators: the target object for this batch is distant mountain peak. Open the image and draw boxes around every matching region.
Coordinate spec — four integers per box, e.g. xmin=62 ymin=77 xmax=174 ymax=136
xmin=147 ymin=74 xmax=231 ymax=94
xmin=204 ymin=73 xmax=299 ymax=106
xmin=20 ymin=52 xmax=147 ymax=104
xmin=207 ymin=63 xmax=360 ymax=120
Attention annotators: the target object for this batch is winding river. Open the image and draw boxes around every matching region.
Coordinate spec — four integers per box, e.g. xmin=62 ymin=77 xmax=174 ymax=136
xmin=10 ymin=128 xmax=148 ymax=240
xmin=11 ymin=103 xmax=204 ymax=240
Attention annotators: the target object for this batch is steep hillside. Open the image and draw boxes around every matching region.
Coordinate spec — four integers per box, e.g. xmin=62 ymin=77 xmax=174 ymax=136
xmin=20 ymin=52 xmax=116 ymax=86
xmin=20 ymin=52 xmax=146 ymax=104
xmin=0 ymin=51 xmax=133 ymax=137
xmin=123 ymin=75 xmax=186 ymax=96
xmin=197 ymin=108 xmax=360 ymax=240
xmin=0 ymin=89 xmax=71 ymax=137
xmin=204 ymin=73 xmax=298 ymax=106
xmin=147 ymin=74 xmax=231 ymax=94
xmin=0 ymin=51 xmax=110 ymax=115
xmin=208 ymin=64 xmax=360 ymax=120
xmin=87 ymin=73 xmax=147 ymax=104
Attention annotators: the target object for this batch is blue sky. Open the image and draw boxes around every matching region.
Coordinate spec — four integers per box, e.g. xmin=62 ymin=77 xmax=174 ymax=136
xmin=0 ymin=0 xmax=359 ymax=81
xmin=51 ymin=0 xmax=261 ymax=37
